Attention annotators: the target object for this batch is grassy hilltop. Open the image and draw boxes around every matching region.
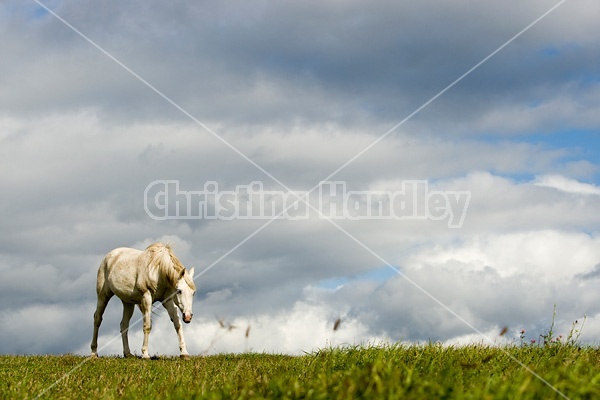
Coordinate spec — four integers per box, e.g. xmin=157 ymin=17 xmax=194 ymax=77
xmin=2 ymin=343 xmax=599 ymax=399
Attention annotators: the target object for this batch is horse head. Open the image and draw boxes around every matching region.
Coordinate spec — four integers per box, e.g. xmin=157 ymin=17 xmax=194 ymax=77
xmin=173 ymin=267 xmax=196 ymax=324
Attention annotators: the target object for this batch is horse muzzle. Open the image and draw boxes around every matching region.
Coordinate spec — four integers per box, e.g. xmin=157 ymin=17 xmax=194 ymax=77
xmin=183 ymin=313 xmax=193 ymax=324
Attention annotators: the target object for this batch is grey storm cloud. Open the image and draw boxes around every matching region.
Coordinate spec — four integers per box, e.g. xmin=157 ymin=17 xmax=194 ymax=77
xmin=0 ymin=0 xmax=599 ymax=356
xmin=577 ymin=264 xmax=600 ymax=281
xmin=1 ymin=0 xmax=599 ymax=130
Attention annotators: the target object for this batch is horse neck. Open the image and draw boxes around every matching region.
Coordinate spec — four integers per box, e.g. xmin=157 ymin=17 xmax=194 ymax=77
xmin=152 ymin=273 xmax=176 ymax=301
xmin=143 ymin=246 xmax=180 ymax=296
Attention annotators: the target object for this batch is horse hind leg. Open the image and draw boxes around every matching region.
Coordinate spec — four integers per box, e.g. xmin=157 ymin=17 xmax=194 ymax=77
xmin=120 ymin=302 xmax=135 ymax=358
xmin=90 ymin=292 xmax=112 ymax=357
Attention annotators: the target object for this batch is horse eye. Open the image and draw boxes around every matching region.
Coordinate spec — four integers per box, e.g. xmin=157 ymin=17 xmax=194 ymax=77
xmin=176 ymin=289 xmax=182 ymax=295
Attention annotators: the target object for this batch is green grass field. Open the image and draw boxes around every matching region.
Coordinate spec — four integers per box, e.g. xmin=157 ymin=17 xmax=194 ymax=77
xmin=2 ymin=343 xmax=599 ymax=399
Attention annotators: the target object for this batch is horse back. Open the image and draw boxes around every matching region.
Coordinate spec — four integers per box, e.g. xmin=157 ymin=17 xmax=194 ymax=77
xmin=97 ymin=247 xmax=145 ymax=303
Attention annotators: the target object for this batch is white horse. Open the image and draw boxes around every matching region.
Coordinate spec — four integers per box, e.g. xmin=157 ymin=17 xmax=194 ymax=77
xmin=90 ymin=242 xmax=196 ymax=359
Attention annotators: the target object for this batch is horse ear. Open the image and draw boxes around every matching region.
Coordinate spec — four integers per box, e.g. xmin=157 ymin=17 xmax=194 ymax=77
xmin=179 ymin=269 xmax=185 ymax=279
xmin=189 ymin=267 xmax=195 ymax=277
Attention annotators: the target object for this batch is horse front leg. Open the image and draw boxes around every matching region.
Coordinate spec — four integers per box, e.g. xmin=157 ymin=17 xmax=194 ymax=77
xmin=163 ymin=299 xmax=190 ymax=359
xmin=139 ymin=291 xmax=153 ymax=359
xmin=120 ymin=301 xmax=135 ymax=358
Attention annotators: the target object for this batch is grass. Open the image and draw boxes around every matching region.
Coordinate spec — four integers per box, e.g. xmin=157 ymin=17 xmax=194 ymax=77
xmin=2 ymin=343 xmax=600 ymax=399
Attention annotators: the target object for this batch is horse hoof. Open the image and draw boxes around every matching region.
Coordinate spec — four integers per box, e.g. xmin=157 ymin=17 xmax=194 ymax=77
xmin=180 ymin=354 xmax=191 ymax=360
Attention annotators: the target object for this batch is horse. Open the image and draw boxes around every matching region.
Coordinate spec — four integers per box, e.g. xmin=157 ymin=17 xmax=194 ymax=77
xmin=90 ymin=242 xmax=196 ymax=359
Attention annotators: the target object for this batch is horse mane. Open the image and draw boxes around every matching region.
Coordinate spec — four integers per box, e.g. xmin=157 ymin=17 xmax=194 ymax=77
xmin=142 ymin=242 xmax=196 ymax=292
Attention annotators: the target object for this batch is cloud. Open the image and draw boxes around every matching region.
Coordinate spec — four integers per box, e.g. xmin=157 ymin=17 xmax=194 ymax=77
xmin=2 ymin=0 xmax=599 ymax=130
xmin=1 ymin=0 xmax=599 ymax=357
xmin=534 ymin=174 xmax=600 ymax=196
xmin=74 ymin=295 xmax=390 ymax=357
xmin=1 ymin=113 xmax=599 ymax=354
xmin=73 ymin=224 xmax=600 ymax=356
xmin=304 ymin=229 xmax=600 ymax=344
xmin=576 ymin=264 xmax=600 ymax=281
xmin=0 ymin=302 xmax=93 ymax=354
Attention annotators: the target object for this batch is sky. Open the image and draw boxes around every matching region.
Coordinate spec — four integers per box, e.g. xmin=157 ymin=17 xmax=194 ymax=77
xmin=1 ymin=0 xmax=599 ymax=357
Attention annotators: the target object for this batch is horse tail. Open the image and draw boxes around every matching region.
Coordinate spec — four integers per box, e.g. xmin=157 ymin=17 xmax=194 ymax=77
xmin=96 ymin=256 xmax=109 ymax=295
